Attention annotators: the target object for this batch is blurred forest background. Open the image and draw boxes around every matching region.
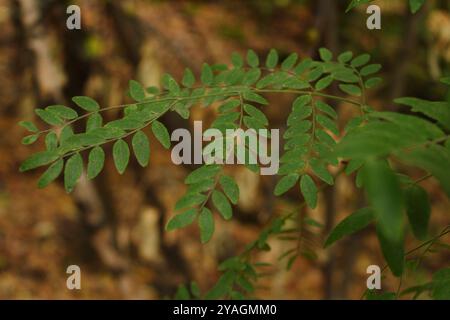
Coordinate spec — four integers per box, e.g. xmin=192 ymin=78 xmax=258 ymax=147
xmin=0 ymin=0 xmax=449 ymax=299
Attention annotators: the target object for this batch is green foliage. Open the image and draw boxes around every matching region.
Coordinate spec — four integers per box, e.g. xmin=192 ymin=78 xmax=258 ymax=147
xmin=19 ymin=48 xmax=450 ymax=299
xmin=405 ymin=185 xmax=430 ymax=240
xmin=324 ymin=207 xmax=373 ymax=247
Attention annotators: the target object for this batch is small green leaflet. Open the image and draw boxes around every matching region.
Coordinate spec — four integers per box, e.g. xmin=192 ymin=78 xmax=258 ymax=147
xmin=46 ymin=105 xmax=78 ymax=120
xmin=87 ymin=146 xmax=105 ymax=179
xmin=22 ymin=134 xmax=39 ymax=145
xmin=338 ymin=51 xmax=353 ymax=63
xmin=113 ymin=139 xmax=130 ymax=174
xmin=86 ymin=113 xmax=103 ymax=132
xmin=339 ymin=84 xmax=362 ymax=96
xmin=351 ymin=54 xmax=371 ymax=68
xmin=360 ymin=64 xmax=381 ymax=77
xmin=199 ymin=207 xmax=214 ymax=244
xmin=166 ymin=209 xmax=198 ymax=231
xmin=38 ymin=159 xmax=64 ymax=188
xmin=310 ymin=160 xmax=334 ymax=185
xmin=64 ymin=153 xmax=83 ymax=193
xmin=315 ymin=75 xmax=334 ymax=91
xmin=319 ymin=48 xmax=333 ymax=62
xmin=20 ymin=150 xmax=59 ymax=172
xmin=35 ymin=109 xmax=63 ymax=126
xmin=182 ymin=68 xmax=195 ymax=88
xmin=362 ymin=159 xmax=404 ymax=243
xmin=376 ymin=225 xmax=404 ymax=277
xmin=274 ymin=174 xmax=299 ymax=196
xmin=324 ymin=207 xmax=374 ymax=247
xmin=405 ymin=185 xmax=430 ymax=240
xmin=212 ymin=190 xmax=233 ymax=220
xmin=266 ymin=49 xmax=279 ymax=69
xmin=151 ymin=120 xmax=171 ymax=149
xmin=219 ymin=175 xmax=239 ymax=205
xmin=19 ymin=121 xmax=38 ymax=133
xmin=365 ymin=77 xmax=382 ymax=89
xmin=185 ymin=165 xmax=220 ymax=184
xmin=231 ymin=52 xmax=244 ymax=68
xmin=175 ymin=194 xmax=206 ymax=211
xmin=281 ymin=53 xmax=298 ymax=71
xmin=129 ymin=80 xmax=146 ymax=102
xmin=201 ymin=63 xmax=213 ymax=85
xmin=72 ymin=96 xmax=100 ymax=112
xmin=45 ymin=132 xmax=58 ymax=150
xmin=243 ymin=91 xmax=268 ymax=105
xmin=247 ymin=49 xmax=259 ymax=68
xmin=132 ymin=131 xmax=150 ymax=167
xmin=243 ymin=104 xmax=268 ymax=125
xmin=300 ymin=174 xmax=317 ymax=209
xmin=162 ymin=73 xmax=180 ymax=93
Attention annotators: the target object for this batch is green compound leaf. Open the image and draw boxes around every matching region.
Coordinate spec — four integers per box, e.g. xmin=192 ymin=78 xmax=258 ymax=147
xmin=87 ymin=146 xmax=105 ymax=180
xmin=132 ymin=131 xmax=150 ymax=167
xmin=113 ymin=139 xmax=130 ymax=175
xmin=151 ymin=120 xmax=171 ymax=149
xmin=64 ymin=153 xmax=83 ymax=193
